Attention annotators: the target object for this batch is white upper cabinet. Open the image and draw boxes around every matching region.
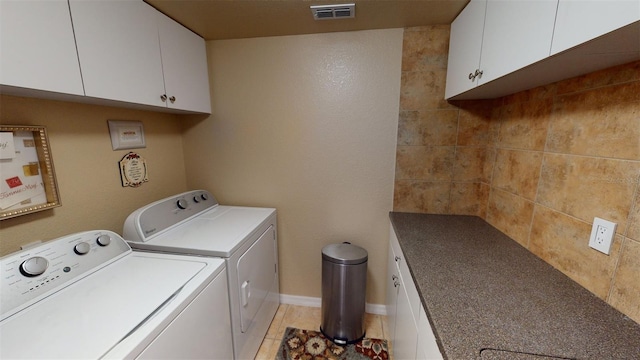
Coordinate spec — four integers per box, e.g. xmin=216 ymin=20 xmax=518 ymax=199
xmin=551 ymin=0 xmax=640 ymax=55
xmin=480 ymin=0 xmax=557 ymax=83
xmin=69 ymin=0 xmax=166 ymax=108
xmin=157 ymin=12 xmax=211 ymax=114
xmin=444 ymin=0 xmax=486 ymax=99
xmin=68 ymin=0 xmax=211 ymax=113
xmin=445 ymin=0 xmax=558 ymax=99
xmin=446 ymin=0 xmax=640 ymax=100
xmin=0 ymin=0 xmax=84 ymax=95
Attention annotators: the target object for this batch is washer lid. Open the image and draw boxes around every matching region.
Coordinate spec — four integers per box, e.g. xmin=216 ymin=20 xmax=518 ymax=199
xmin=322 ymin=242 xmax=368 ymax=265
xmin=0 ymin=254 xmax=208 ymax=359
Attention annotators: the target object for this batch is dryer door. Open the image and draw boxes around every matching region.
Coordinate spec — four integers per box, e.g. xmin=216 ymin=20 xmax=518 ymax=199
xmin=236 ymin=225 xmax=277 ymax=333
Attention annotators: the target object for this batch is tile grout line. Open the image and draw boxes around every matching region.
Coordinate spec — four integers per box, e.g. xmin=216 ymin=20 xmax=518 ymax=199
xmin=622 ymin=171 xmax=640 ymax=238
xmin=447 ymin=106 xmax=462 ymax=214
xmin=496 ymin=145 xmax=640 ymax=164
xmin=484 ymin=105 xmax=503 ymax=224
xmin=526 ymin=101 xmax=558 ymax=249
xmin=555 ymin=77 xmax=640 ymax=98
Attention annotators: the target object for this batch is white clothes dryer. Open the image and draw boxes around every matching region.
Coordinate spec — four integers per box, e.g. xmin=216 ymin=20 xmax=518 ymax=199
xmin=123 ymin=190 xmax=279 ymax=360
xmin=0 ymin=230 xmax=232 ymax=359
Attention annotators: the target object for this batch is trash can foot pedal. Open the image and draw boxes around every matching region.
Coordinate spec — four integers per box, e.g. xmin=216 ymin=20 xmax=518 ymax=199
xmin=320 ymin=327 xmax=366 ymax=345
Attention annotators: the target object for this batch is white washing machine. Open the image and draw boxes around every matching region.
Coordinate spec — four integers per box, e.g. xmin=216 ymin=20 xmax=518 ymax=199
xmin=0 ymin=230 xmax=233 ymax=359
xmin=123 ymin=190 xmax=279 ymax=360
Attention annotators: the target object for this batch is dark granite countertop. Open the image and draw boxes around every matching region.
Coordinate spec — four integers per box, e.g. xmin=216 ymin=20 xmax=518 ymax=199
xmin=389 ymin=213 xmax=640 ymax=360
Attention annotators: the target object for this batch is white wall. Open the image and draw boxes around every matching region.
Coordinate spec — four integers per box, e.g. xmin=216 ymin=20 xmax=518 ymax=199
xmin=182 ymin=29 xmax=403 ymax=304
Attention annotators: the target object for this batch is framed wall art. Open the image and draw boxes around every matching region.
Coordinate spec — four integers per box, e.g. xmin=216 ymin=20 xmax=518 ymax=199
xmin=0 ymin=125 xmax=61 ymax=220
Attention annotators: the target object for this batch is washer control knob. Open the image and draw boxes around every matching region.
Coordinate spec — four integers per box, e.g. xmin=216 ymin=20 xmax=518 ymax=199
xmin=20 ymin=257 xmax=49 ymax=277
xmin=177 ymin=199 xmax=188 ymax=209
xmin=74 ymin=242 xmax=91 ymax=255
xmin=96 ymin=234 xmax=111 ymax=247
xmin=201 ymin=193 xmax=209 ymax=201
xmin=193 ymin=196 xmax=200 ymax=203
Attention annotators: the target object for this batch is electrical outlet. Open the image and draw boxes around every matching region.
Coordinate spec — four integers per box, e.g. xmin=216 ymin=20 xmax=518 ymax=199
xmin=588 ymin=217 xmax=617 ymax=255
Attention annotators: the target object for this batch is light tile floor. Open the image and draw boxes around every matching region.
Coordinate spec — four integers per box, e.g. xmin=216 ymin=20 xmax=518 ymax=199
xmin=255 ymin=304 xmax=390 ymax=359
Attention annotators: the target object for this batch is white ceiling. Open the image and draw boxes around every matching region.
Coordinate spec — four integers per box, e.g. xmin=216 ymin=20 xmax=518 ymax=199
xmin=145 ymin=0 xmax=469 ymax=40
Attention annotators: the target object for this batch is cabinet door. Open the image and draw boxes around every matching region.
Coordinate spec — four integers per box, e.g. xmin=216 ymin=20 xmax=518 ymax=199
xmin=444 ymin=0 xmax=486 ymax=99
xmin=386 ymin=240 xmax=399 ymax=343
xmin=479 ymin=0 xmax=557 ymax=85
xmin=70 ymin=0 xmax=166 ymax=107
xmin=394 ymin=277 xmax=419 ymax=360
xmin=391 ymin=227 xmax=421 ymax=323
xmin=417 ymin=305 xmax=443 ymax=360
xmin=157 ymin=13 xmax=212 ymax=114
xmin=551 ymin=0 xmax=640 ymax=55
xmin=0 ymin=0 xmax=83 ymax=95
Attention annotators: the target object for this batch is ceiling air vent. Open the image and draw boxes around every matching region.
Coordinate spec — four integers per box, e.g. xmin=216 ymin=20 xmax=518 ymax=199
xmin=310 ymin=3 xmax=355 ymax=20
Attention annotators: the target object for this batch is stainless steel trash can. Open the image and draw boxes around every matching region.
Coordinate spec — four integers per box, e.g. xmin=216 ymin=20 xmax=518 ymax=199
xmin=320 ymin=242 xmax=368 ymax=345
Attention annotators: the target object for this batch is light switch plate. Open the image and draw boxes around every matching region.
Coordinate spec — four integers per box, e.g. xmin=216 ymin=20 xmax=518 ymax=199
xmin=588 ymin=217 xmax=617 ymax=255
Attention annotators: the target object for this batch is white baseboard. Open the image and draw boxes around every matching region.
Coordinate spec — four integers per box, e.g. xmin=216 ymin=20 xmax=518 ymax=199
xmin=280 ymin=294 xmax=321 ymax=308
xmin=365 ymin=303 xmax=387 ymax=315
xmin=279 ymin=294 xmax=387 ymax=316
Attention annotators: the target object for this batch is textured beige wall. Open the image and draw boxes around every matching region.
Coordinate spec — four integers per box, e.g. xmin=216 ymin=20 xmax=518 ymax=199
xmin=0 ymin=95 xmax=188 ymax=256
xmin=182 ymin=29 xmax=404 ymax=305
xmin=394 ymin=25 xmax=640 ymax=323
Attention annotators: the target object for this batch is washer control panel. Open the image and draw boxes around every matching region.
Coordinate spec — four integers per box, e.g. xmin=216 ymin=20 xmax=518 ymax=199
xmin=0 ymin=230 xmax=131 ymax=321
xmin=123 ymin=190 xmax=218 ymax=242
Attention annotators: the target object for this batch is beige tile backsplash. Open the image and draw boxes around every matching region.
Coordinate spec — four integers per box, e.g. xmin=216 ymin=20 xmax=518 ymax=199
xmin=608 ymin=239 xmax=640 ymax=320
xmin=397 ymin=109 xmax=459 ymax=146
xmin=491 ymin=149 xmax=542 ymax=201
xmin=452 ymin=147 xmax=486 ymax=182
xmin=528 ymin=206 xmax=623 ymax=299
xmin=449 ymin=182 xmax=489 ymax=218
xmin=548 ymin=83 xmax=640 ymax=160
xmin=486 ymin=188 xmax=535 ymax=247
xmin=496 ymin=98 xmax=553 ymax=151
xmin=394 ymin=26 xmax=640 ymax=323
xmin=628 ymin=192 xmax=640 ymax=241
xmin=537 ymin=154 xmax=639 ymax=228
xmin=394 ymin=180 xmax=451 ymax=214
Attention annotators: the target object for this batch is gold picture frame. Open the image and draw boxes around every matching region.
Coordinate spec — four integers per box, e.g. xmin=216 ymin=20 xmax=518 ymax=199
xmin=0 ymin=125 xmax=61 ymax=220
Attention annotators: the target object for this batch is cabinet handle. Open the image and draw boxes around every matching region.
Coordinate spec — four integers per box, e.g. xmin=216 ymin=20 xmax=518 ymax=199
xmin=169 ymin=96 xmax=176 ymax=103
xmin=395 ymin=256 xmax=401 ymax=262
xmin=160 ymin=94 xmax=167 ymax=102
xmin=394 ymin=280 xmax=400 ymax=288
xmin=469 ymin=69 xmax=483 ymax=81
xmin=392 ymin=275 xmax=398 ymax=281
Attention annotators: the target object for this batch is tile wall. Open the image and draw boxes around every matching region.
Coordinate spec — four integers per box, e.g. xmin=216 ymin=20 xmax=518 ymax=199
xmin=394 ymin=26 xmax=640 ymax=323
xmin=395 ymin=26 xmax=494 ymax=217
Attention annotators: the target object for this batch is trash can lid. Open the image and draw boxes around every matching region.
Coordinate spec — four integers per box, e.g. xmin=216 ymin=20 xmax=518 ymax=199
xmin=322 ymin=242 xmax=368 ymax=265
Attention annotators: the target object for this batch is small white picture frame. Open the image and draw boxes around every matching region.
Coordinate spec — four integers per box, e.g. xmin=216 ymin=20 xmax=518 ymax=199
xmin=108 ymin=120 xmax=146 ymax=150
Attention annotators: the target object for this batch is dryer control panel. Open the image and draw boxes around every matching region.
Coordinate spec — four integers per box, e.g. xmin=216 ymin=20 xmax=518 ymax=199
xmin=123 ymin=190 xmax=218 ymax=242
xmin=0 ymin=230 xmax=131 ymax=321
